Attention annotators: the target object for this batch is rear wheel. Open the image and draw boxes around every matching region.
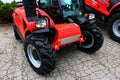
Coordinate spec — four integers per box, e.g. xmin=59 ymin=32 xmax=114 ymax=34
xmin=77 ymin=24 xmax=104 ymax=53
xmin=108 ymin=13 xmax=120 ymax=43
xmin=13 ymin=23 xmax=21 ymax=40
xmin=24 ymin=34 xmax=56 ymax=75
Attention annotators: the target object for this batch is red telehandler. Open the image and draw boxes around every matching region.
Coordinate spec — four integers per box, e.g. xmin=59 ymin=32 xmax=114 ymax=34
xmin=12 ymin=0 xmax=104 ymax=75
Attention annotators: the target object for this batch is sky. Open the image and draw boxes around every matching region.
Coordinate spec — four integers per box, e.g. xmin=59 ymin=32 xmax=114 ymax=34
xmin=2 ymin=0 xmax=22 ymax=3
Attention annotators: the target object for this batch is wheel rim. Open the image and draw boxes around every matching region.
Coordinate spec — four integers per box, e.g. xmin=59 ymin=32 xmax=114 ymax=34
xmin=82 ymin=31 xmax=94 ymax=48
xmin=27 ymin=44 xmax=41 ymax=68
xmin=113 ymin=19 xmax=120 ymax=37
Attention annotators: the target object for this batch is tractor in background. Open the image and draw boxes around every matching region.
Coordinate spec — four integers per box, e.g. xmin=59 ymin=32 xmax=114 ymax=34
xmin=85 ymin=0 xmax=120 ymax=43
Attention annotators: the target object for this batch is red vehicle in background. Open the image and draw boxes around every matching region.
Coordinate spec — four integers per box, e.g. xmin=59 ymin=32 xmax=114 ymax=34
xmin=85 ymin=0 xmax=120 ymax=42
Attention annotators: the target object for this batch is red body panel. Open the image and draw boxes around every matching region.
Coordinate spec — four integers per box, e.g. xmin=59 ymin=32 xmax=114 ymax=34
xmin=85 ymin=0 xmax=109 ymax=16
xmin=12 ymin=6 xmax=84 ymax=51
xmin=85 ymin=0 xmax=120 ymax=16
xmin=52 ymin=23 xmax=84 ymax=50
xmin=12 ymin=6 xmax=55 ymax=37
xmin=109 ymin=2 xmax=120 ymax=15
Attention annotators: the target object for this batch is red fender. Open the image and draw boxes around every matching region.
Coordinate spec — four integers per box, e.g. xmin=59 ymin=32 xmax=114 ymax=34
xmin=13 ymin=6 xmax=55 ymax=38
xmin=85 ymin=0 xmax=109 ymax=16
xmin=25 ymin=8 xmax=55 ymax=37
xmin=108 ymin=2 xmax=120 ymax=15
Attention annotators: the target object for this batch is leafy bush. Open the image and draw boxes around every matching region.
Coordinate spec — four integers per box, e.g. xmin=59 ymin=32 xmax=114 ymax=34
xmin=0 ymin=0 xmax=17 ymax=23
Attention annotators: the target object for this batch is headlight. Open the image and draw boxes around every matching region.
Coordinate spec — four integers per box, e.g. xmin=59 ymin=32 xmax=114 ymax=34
xmin=89 ymin=13 xmax=95 ymax=20
xmin=35 ymin=19 xmax=47 ymax=28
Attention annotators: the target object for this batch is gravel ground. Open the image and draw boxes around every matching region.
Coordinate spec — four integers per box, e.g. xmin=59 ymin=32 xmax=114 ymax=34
xmin=0 ymin=24 xmax=120 ymax=80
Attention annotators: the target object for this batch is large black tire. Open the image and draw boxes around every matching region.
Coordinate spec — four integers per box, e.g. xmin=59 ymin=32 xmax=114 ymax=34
xmin=13 ymin=23 xmax=21 ymax=40
xmin=108 ymin=13 xmax=120 ymax=43
xmin=24 ymin=34 xmax=56 ymax=75
xmin=77 ymin=24 xmax=104 ymax=53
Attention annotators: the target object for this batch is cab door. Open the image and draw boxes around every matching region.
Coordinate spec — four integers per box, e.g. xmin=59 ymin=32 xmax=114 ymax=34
xmin=39 ymin=0 xmax=63 ymax=23
xmin=48 ymin=0 xmax=63 ymax=23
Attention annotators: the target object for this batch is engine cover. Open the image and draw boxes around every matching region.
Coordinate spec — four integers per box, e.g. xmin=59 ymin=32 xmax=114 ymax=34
xmin=52 ymin=23 xmax=84 ymax=50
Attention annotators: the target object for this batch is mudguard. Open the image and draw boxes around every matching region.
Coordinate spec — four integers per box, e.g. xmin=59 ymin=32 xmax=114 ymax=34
xmin=12 ymin=6 xmax=55 ymax=38
xmin=108 ymin=0 xmax=120 ymax=11
xmin=108 ymin=1 xmax=120 ymax=15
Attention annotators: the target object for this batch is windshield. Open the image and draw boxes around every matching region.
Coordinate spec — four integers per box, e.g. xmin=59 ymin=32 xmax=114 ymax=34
xmin=60 ymin=0 xmax=80 ymax=17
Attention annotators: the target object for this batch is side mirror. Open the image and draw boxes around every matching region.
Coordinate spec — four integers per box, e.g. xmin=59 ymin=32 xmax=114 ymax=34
xmin=17 ymin=2 xmax=23 ymax=7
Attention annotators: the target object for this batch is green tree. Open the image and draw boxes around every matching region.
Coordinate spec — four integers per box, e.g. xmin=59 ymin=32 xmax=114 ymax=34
xmin=0 ymin=0 xmax=17 ymax=23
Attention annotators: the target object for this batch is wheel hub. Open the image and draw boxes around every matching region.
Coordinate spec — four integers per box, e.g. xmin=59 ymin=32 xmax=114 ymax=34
xmin=32 ymin=50 xmax=39 ymax=60
xmin=82 ymin=31 xmax=94 ymax=48
xmin=27 ymin=44 xmax=41 ymax=68
xmin=113 ymin=19 xmax=120 ymax=37
xmin=118 ymin=26 xmax=120 ymax=31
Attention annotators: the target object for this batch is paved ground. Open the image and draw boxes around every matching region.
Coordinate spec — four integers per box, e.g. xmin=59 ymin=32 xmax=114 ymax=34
xmin=0 ymin=24 xmax=120 ymax=80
